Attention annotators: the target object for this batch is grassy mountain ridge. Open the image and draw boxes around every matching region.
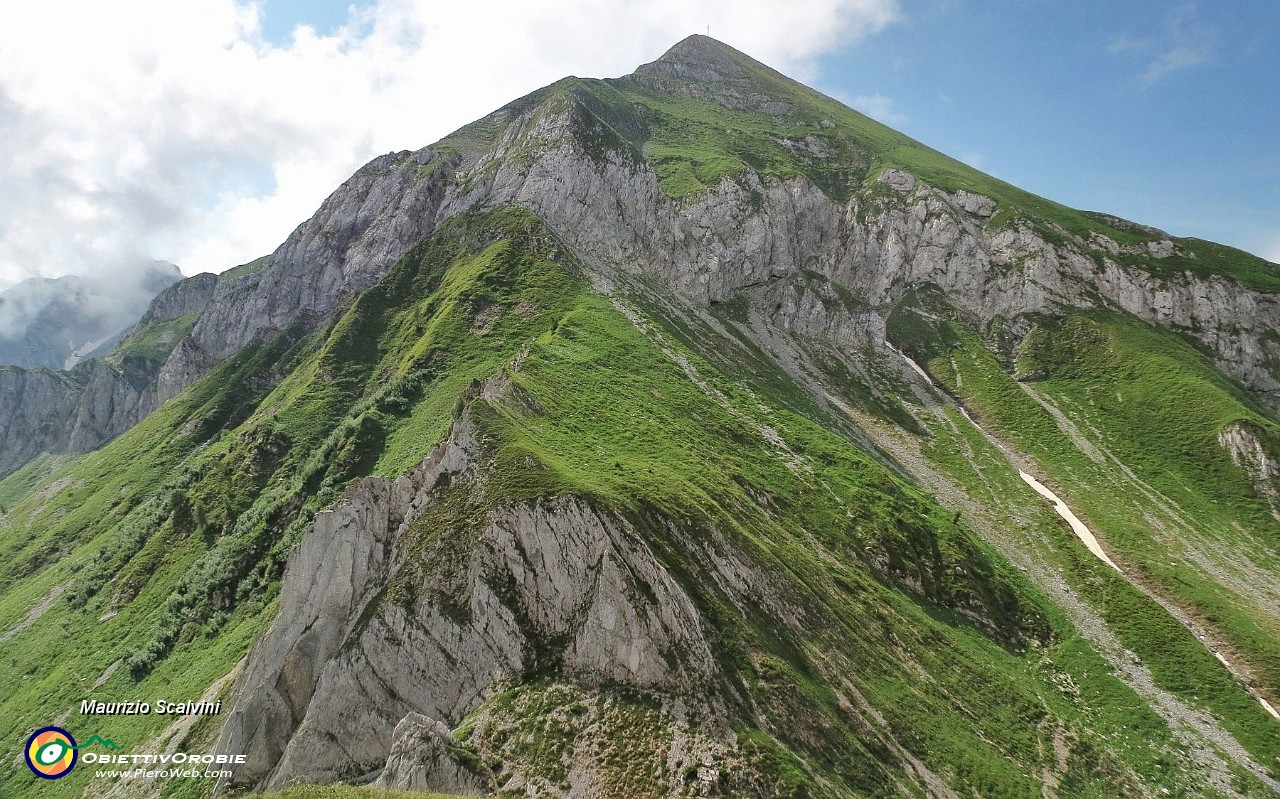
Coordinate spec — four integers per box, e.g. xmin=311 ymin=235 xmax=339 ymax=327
xmin=432 ymin=36 xmax=1277 ymax=292
xmin=3 ymin=207 xmax=1277 ymax=797
xmin=1 ymin=35 xmax=1278 ymax=799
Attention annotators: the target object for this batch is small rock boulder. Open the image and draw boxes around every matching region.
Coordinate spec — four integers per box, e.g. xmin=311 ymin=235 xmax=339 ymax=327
xmin=374 ymin=712 xmax=493 ymax=795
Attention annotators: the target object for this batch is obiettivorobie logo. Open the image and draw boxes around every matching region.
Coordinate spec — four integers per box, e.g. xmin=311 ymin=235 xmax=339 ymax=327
xmin=23 ymin=725 xmax=246 ymax=782
xmin=24 ymin=727 xmax=120 ymax=779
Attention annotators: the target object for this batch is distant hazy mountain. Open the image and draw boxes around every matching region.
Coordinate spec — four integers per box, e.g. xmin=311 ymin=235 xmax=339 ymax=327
xmin=0 ymin=260 xmax=181 ymax=369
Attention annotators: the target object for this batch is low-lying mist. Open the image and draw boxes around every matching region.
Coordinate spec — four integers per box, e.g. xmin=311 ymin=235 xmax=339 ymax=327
xmin=0 ymin=259 xmax=182 ymax=369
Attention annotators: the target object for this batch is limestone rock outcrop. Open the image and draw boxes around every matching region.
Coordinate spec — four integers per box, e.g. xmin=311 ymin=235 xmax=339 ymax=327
xmin=216 ymin=407 xmax=723 ymax=790
xmin=0 ymin=357 xmax=156 ymax=477
xmin=156 ymin=152 xmax=457 ymax=402
xmin=1219 ymin=420 xmax=1280 ymax=496
xmin=133 ymin=272 xmax=219 ymax=328
xmin=373 ymin=712 xmax=492 ymax=795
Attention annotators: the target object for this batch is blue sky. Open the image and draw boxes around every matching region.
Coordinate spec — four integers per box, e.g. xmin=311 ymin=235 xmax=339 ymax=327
xmin=0 ymin=0 xmax=1275 ymax=285
xmin=813 ymin=1 xmax=1279 ymax=257
xmin=257 ymin=0 xmax=356 ymax=43
xmin=250 ymin=0 xmax=1279 ymax=258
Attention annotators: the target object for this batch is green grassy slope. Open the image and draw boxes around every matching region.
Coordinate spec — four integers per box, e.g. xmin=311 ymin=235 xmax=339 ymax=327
xmin=0 ymin=210 xmax=572 ymax=799
xmin=5 ymin=208 xmax=1273 ymax=796
xmin=882 ymin=297 xmax=1280 ymax=772
xmin=633 ymin=283 xmax=1280 ymax=790
xmin=445 ymin=280 xmax=1256 ymax=796
xmin=110 ymin=311 xmax=200 ymax=365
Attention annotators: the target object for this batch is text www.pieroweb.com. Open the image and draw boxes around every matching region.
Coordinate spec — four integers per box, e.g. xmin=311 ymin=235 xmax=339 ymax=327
xmin=93 ymin=766 xmax=232 ymax=780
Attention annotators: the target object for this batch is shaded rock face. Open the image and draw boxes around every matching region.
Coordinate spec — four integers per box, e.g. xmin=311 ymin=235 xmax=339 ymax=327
xmin=217 ymin=411 xmax=723 ymax=791
xmin=0 ymin=358 xmax=156 ymax=478
xmin=156 ymin=152 xmax=457 ymax=402
xmin=136 ymin=272 xmax=218 ymax=327
xmin=0 ymin=367 xmax=81 ymax=474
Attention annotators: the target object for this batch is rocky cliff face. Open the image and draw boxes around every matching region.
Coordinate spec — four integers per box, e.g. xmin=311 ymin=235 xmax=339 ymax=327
xmin=148 ymin=47 xmax=1280 ymax=420
xmin=476 ymin=133 xmax=1280 ymax=405
xmin=0 ymin=366 xmax=81 ymax=475
xmin=156 ymin=153 xmax=456 ymax=402
xmin=0 ymin=357 xmax=156 ymax=477
xmin=1219 ymin=420 xmax=1280 ymax=498
xmin=133 ymin=271 xmax=219 ymax=328
xmin=218 ymin=400 xmax=738 ymax=793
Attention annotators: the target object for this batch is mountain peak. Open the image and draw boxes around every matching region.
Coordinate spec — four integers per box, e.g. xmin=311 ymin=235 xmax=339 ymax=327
xmin=634 ymin=34 xmax=751 ymax=83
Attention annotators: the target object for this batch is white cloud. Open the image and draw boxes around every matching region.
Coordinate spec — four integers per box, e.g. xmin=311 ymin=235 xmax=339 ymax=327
xmin=1139 ymin=44 xmax=1213 ymax=87
xmin=846 ymin=93 xmax=906 ymax=125
xmin=0 ymin=0 xmax=900 ymax=285
xmin=1109 ymin=3 xmax=1216 ymax=88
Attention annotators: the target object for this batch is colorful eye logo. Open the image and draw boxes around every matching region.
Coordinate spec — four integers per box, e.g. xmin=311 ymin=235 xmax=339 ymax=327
xmin=25 ymin=726 xmax=77 ymax=779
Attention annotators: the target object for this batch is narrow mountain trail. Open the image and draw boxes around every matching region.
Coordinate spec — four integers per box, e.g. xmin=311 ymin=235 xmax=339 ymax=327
xmin=866 ymin=345 xmax=1280 ymax=792
xmin=0 ymin=583 xmax=64 ymax=644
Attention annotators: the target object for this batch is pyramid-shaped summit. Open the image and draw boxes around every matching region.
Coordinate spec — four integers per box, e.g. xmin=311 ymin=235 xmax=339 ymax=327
xmin=633 ymin=33 xmax=756 ymax=81
xmin=2 ymin=35 xmax=1279 ymax=799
